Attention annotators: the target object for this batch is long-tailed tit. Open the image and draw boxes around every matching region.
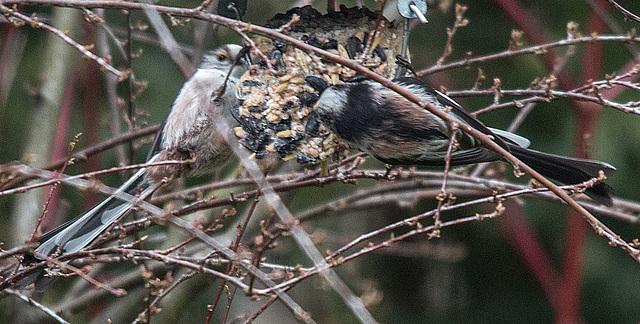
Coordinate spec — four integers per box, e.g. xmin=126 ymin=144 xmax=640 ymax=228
xmin=21 ymin=44 xmax=249 ymax=285
xmin=311 ymin=76 xmax=615 ymax=205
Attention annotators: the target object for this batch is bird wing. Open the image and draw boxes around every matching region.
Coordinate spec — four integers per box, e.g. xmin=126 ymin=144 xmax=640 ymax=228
xmin=394 ymin=77 xmax=510 ymax=151
xmin=374 ymin=146 xmax=501 ymax=166
xmin=488 ymin=127 xmax=531 ymax=148
xmin=34 ymin=154 xmax=157 ymax=258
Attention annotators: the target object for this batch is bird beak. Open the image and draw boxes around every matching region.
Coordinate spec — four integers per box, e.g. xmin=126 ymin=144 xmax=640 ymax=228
xmin=226 ymin=46 xmax=253 ymax=80
xmin=237 ymin=46 xmax=253 ymax=67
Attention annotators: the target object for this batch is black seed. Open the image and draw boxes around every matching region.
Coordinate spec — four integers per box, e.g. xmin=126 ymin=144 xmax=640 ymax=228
xmin=268 ymin=49 xmax=286 ymax=71
xmin=272 ymin=39 xmax=287 ymax=51
xmin=373 ymin=46 xmax=387 ymax=62
xmin=282 ymin=100 xmax=296 ymax=112
xmin=268 ymin=48 xmax=280 ymax=59
xmin=298 ymin=92 xmax=319 ymax=106
xmin=346 ymin=74 xmax=368 ymax=83
xmin=230 ymin=105 xmax=265 ymax=136
xmin=267 ymin=120 xmax=291 ymax=131
xmin=255 ymin=151 xmax=267 ymax=159
xmin=240 ymin=133 xmax=268 ymax=153
xmin=305 ymin=113 xmax=320 ymax=136
xmin=346 ymin=36 xmax=363 ymax=59
xmin=296 ymin=152 xmax=318 ymax=166
xmin=306 ymin=36 xmax=323 ymax=48
xmin=253 ymin=120 xmax=267 ymax=134
xmin=252 ymin=133 xmax=271 ymax=159
xmin=242 ymin=80 xmax=263 ymax=87
xmin=230 ymin=104 xmax=249 ymax=128
xmin=239 ymin=138 xmax=253 ymax=152
xmin=305 ymin=76 xmax=330 ymax=93
xmin=322 ymin=39 xmax=338 ymax=50
xmin=243 ymin=133 xmax=271 ymax=158
xmin=274 ymin=137 xmax=300 ymax=156
xmin=248 ymin=105 xmax=266 ymax=113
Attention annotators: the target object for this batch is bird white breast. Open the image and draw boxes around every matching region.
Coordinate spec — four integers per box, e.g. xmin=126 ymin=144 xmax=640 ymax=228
xmin=162 ymin=68 xmax=232 ymax=150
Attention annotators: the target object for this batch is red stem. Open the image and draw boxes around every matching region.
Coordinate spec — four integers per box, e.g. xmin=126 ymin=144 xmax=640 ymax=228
xmin=492 ymin=0 xmax=570 ymax=315
xmin=559 ymin=2 xmax=607 ymax=321
xmin=0 ymin=24 xmax=17 ymax=114
xmin=82 ymin=23 xmax=101 ymax=209
xmin=496 ymin=201 xmax=561 ymax=309
xmin=42 ymin=67 xmax=77 ymax=231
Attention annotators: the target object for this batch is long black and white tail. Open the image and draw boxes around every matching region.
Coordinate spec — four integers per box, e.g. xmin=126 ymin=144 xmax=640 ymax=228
xmin=37 ymin=160 xmax=156 ymax=257
xmin=20 ymin=154 xmax=159 ymax=287
xmin=508 ymin=144 xmax=616 ymax=206
xmin=490 ymin=128 xmax=615 ymax=205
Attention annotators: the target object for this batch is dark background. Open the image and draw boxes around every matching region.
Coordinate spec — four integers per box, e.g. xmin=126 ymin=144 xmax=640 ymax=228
xmin=1 ymin=0 xmax=640 ymax=323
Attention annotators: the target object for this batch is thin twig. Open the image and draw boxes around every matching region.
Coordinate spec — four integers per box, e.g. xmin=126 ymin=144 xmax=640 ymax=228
xmin=206 ymin=191 xmax=261 ymax=323
xmin=142 ymin=3 xmax=196 ymax=77
xmin=28 ymin=134 xmax=81 ymax=243
xmin=257 ymin=178 xmax=606 ymax=295
xmin=151 ymin=152 xmax=367 ymax=203
xmin=0 ymin=4 xmax=126 ymax=80
xmin=444 ymin=88 xmax=640 ymax=116
xmin=5 ymin=289 xmax=70 ymax=324
xmin=435 ymin=4 xmax=469 ymax=65
xmin=432 ymin=123 xmax=459 ymax=237
xmin=162 ymin=215 xmax=315 ymax=323
xmin=0 ymin=159 xmax=189 ymax=198
xmin=32 ymin=252 xmax=127 ymax=296
xmin=605 ymin=0 xmax=640 ymax=22
xmin=362 ymin=0 xmax=387 ymax=57
xmin=418 ymin=34 xmax=640 ymax=76
xmin=123 ymin=10 xmax=136 ymax=167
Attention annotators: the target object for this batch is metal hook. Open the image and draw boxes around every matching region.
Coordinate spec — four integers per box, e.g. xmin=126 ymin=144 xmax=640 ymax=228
xmin=217 ymin=0 xmax=247 ymax=21
xmin=396 ymin=0 xmax=428 ymax=22
xmin=409 ymin=2 xmax=428 ymax=23
xmin=395 ymin=0 xmax=428 ymax=78
xmin=227 ymin=4 xmax=241 ymax=21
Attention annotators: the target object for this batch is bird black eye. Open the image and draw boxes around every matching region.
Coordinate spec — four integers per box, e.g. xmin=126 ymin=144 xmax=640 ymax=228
xmin=217 ymin=53 xmax=227 ymax=61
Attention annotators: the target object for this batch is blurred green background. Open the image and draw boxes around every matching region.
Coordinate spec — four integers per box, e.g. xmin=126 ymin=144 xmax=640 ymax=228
xmin=1 ymin=0 xmax=640 ymax=323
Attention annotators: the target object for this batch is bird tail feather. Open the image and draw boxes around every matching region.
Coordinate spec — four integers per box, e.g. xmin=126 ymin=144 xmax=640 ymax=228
xmin=508 ymin=145 xmax=615 ymax=206
xmin=19 ymin=155 xmax=158 ymax=288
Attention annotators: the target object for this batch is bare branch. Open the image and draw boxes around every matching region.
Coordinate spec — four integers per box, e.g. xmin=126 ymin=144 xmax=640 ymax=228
xmin=605 ymin=0 xmax=640 ymax=23
xmin=418 ymin=34 xmax=640 ymax=76
xmin=5 ymin=289 xmax=70 ymax=324
xmin=0 ymin=4 xmax=126 ymax=80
